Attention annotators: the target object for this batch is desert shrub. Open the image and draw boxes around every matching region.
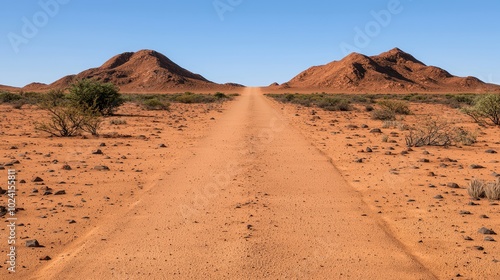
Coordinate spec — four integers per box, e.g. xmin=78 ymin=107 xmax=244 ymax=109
xmin=371 ymin=109 xmax=396 ymax=120
xmin=485 ymin=179 xmax=500 ymax=200
xmin=364 ymin=105 xmax=374 ymax=112
xmin=405 ymin=118 xmax=455 ymax=147
xmin=174 ymin=92 xmax=216 ymax=103
xmin=109 ymin=119 xmax=127 ymax=125
xmin=0 ymin=91 xmax=22 ymax=103
xmin=11 ymin=100 xmax=25 ymax=109
xmin=462 ymin=94 xmax=500 ymax=126
xmin=378 ymin=100 xmax=411 ymax=115
xmin=143 ymin=98 xmax=171 ymax=111
xmin=454 ymin=128 xmax=477 ymax=146
xmin=36 ymin=97 xmax=103 ymax=137
xmin=316 ymin=97 xmax=351 ymax=111
xmin=467 ymin=179 xmax=486 ymax=199
xmin=214 ymin=92 xmax=228 ymax=99
xmin=36 ymin=105 xmax=88 ymax=137
xmin=69 ymin=79 xmax=123 ymax=116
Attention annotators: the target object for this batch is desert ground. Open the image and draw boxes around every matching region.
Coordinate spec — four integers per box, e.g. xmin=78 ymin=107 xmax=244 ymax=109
xmin=1 ymin=87 xmax=499 ymax=279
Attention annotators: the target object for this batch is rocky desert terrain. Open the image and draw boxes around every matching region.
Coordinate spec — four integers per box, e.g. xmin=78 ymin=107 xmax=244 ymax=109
xmin=1 ymin=48 xmax=499 ymax=279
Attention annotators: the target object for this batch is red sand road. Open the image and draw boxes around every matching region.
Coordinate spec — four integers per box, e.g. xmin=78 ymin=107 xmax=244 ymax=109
xmin=31 ymin=88 xmax=436 ymax=279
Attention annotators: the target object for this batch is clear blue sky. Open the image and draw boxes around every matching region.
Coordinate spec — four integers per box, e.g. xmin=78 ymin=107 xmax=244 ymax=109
xmin=1 ymin=0 xmax=499 ymax=87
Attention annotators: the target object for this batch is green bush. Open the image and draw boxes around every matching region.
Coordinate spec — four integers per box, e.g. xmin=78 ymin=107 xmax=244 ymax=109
xmin=316 ymin=97 xmax=351 ymax=111
xmin=378 ymin=100 xmax=411 ymax=115
xmin=371 ymin=109 xmax=396 ymax=120
xmin=69 ymin=79 xmax=123 ymax=116
xmin=0 ymin=91 xmax=22 ymax=103
xmin=143 ymin=98 xmax=171 ymax=111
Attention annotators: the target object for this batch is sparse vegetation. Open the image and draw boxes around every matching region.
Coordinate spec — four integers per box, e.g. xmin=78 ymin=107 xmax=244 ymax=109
xmin=467 ymin=179 xmax=486 ymax=199
xmin=109 ymin=119 xmax=127 ymax=125
xmin=462 ymin=94 xmax=500 ymax=126
xmin=69 ymin=79 xmax=123 ymax=116
xmin=143 ymin=98 xmax=171 ymax=111
xmin=404 ymin=118 xmax=476 ymax=147
xmin=125 ymin=92 xmax=235 ymax=109
xmin=485 ymin=179 xmax=500 ymax=200
xmin=371 ymin=100 xmax=411 ymax=120
xmin=266 ymin=93 xmax=351 ymax=111
xmin=36 ymin=87 xmax=105 ymax=137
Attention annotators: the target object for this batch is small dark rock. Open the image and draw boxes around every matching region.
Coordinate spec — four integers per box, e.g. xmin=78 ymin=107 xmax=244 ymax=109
xmin=474 ymin=246 xmax=484 ymax=251
xmin=478 ymin=227 xmax=497 ymax=235
xmin=470 ymin=164 xmax=485 ymax=169
xmin=54 ymin=190 xmax=66 ymax=195
xmin=419 ymin=158 xmax=430 ymax=163
xmin=484 ymin=236 xmax=496 ymax=242
xmin=366 ymin=147 xmax=373 ymax=153
xmin=94 ymin=165 xmax=110 ymax=171
xmin=485 ymin=149 xmax=497 ymax=154
xmin=39 ymin=256 xmax=51 ymax=261
xmin=62 ymin=164 xmax=72 ymax=170
xmin=463 ymin=236 xmax=473 ymax=241
xmin=32 ymin=177 xmax=44 ymax=182
xmin=92 ymin=149 xmax=103 ymax=155
xmin=479 ymin=215 xmax=489 ymax=219
xmin=26 ymin=240 xmax=41 ymax=247
xmin=459 ymin=210 xmax=471 ymax=215
xmin=434 ymin=195 xmax=444 ymax=199
xmin=159 ymin=144 xmax=168 ymax=148
xmin=370 ymin=128 xmax=382 ymax=133
xmin=447 ymin=182 xmax=460 ymax=189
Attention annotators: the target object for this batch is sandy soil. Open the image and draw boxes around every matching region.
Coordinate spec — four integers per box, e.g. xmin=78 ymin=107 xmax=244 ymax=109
xmin=1 ymin=88 xmax=498 ymax=279
xmin=265 ymin=92 xmax=500 ymax=279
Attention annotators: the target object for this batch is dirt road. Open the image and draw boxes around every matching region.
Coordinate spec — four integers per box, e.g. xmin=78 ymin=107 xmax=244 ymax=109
xmin=32 ymin=88 xmax=436 ymax=279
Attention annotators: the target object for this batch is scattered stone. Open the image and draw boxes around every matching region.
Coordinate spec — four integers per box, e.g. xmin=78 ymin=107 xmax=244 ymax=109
xmin=26 ymin=240 xmax=41 ymax=247
xmin=459 ymin=210 xmax=471 ymax=215
xmin=428 ymin=172 xmax=436 ymax=177
xmin=470 ymin=164 xmax=485 ymax=169
xmin=0 ymin=166 xmax=4 ymax=170
xmin=19 ymin=179 xmax=26 ymax=184
xmin=463 ymin=236 xmax=473 ymax=241
xmin=484 ymin=236 xmax=496 ymax=242
xmin=365 ymin=147 xmax=373 ymax=153
xmin=434 ymin=195 xmax=444 ymax=199
xmin=54 ymin=190 xmax=66 ymax=195
xmin=39 ymin=256 xmax=51 ymax=261
xmin=370 ymin=128 xmax=382 ymax=133
xmin=62 ymin=164 xmax=72 ymax=170
xmin=478 ymin=227 xmax=496 ymax=235
xmin=479 ymin=215 xmax=489 ymax=219
xmin=361 ymin=124 xmax=369 ymax=128
xmin=447 ymin=182 xmax=460 ymax=189
xmin=468 ymin=201 xmax=479 ymax=206
xmin=68 ymin=220 xmax=77 ymax=224
xmin=32 ymin=177 xmax=44 ymax=182
xmin=429 ymin=184 xmax=437 ymax=188
xmin=43 ymin=190 xmax=53 ymax=196
xmin=94 ymin=165 xmax=110 ymax=171
xmin=99 ymin=143 xmax=106 ymax=147
xmin=401 ymin=150 xmax=409 ymax=155
xmin=474 ymin=246 xmax=484 ymax=251
xmin=92 ymin=149 xmax=103 ymax=155
xmin=419 ymin=158 xmax=430 ymax=163
xmin=159 ymin=144 xmax=168 ymax=148
xmin=31 ymin=188 xmax=38 ymax=193
xmin=354 ymin=158 xmax=363 ymax=163
xmin=485 ymin=149 xmax=497 ymax=154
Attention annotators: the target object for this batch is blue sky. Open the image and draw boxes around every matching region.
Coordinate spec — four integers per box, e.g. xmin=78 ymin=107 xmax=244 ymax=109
xmin=1 ymin=0 xmax=499 ymax=87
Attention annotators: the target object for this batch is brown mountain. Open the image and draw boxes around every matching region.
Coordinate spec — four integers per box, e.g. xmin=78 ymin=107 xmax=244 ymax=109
xmin=284 ymin=48 xmax=500 ymax=92
xmin=25 ymin=50 xmax=242 ymax=92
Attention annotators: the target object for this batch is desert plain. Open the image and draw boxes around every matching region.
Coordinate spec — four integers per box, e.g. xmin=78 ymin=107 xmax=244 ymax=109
xmin=1 ymin=49 xmax=500 ymax=279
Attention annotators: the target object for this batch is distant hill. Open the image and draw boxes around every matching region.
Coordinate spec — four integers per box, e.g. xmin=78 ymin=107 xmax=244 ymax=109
xmin=282 ymin=48 xmax=500 ymax=93
xmin=24 ymin=50 xmax=243 ymax=93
